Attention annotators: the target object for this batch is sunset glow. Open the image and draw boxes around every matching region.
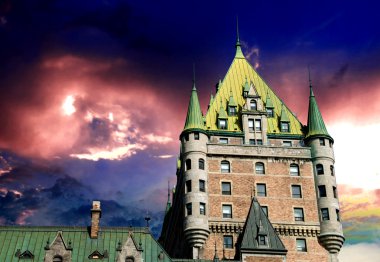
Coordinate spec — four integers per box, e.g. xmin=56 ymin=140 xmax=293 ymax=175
xmin=62 ymin=95 xmax=76 ymax=116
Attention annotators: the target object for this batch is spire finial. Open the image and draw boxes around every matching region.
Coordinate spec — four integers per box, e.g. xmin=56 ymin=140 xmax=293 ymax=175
xmin=192 ymin=63 xmax=196 ymax=90
xmin=236 ymin=15 xmax=240 ymax=44
xmin=308 ymin=65 xmax=314 ymax=97
xmin=234 ymin=16 xmax=244 ymax=58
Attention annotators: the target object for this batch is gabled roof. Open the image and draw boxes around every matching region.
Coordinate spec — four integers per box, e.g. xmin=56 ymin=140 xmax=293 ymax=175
xmin=183 ymin=83 xmax=205 ymax=132
xmin=305 ymin=86 xmax=332 ymax=141
xmin=240 ymin=198 xmax=287 ymax=255
xmin=205 ymin=43 xmax=303 ymax=136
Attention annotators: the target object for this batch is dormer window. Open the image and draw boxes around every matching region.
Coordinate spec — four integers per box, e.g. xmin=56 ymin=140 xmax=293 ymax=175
xmin=267 ymin=108 xmax=274 ymax=118
xmin=281 ymin=122 xmax=290 ymax=132
xmin=219 ymin=119 xmax=227 ymax=129
xmin=258 ymin=235 xmax=267 ymax=246
xmin=229 ymin=106 xmax=237 ymax=116
xmin=250 ymin=99 xmax=257 ymax=110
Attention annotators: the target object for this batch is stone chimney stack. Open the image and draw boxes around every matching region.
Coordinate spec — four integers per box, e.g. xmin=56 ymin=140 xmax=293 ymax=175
xmin=90 ymin=201 xmax=102 ymax=239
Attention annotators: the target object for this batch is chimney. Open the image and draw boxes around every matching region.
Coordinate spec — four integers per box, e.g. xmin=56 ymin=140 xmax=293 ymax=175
xmin=90 ymin=201 xmax=102 ymax=239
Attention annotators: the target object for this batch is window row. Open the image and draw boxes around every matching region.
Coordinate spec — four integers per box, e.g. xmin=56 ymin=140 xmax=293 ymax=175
xmin=319 ymin=138 xmax=333 ymax=148
xmin=316 ymin=164 xmax=335 ymax=176
xmin=219 ymin=161 xmax=300 ymax=176
xmin=222 ymin=235 xmax=308 ymax=252
xmin=186 ymin=202 xmax=206 ymax=216
xmin=184 ymin=132 xmax=200 ymax=142
xmin=186 ymin=180 xmax=206 ymax=193
xmin=318 ymin=185 xmax=337 ymax=198
xmin=185 ymin=159 xmax=205 ymax=171
xmin=248 ymin=119 xmax=262 ymax=132
xmin=321 ymin=207 xmax=341 ymax=221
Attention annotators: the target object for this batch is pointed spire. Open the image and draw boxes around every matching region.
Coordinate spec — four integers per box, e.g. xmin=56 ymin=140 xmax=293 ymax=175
xmin=183 ymin=68 xmax=205 ymax=131
xmin=165 ymin=181 xmax=171 ymax=214
xmin=208 ymin=93 xmax=214 ymax=109
xmin=280 ymin=104 xmax=290 ymax=122
xmin=235 ymin=16 xmax=245 ymax=59
xmin=306 ymin=70 xmax=331 ymax=140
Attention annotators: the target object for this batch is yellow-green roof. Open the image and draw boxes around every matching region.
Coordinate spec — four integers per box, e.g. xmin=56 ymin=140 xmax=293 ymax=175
xmin=205 ymin=48 xmax=303 ymax=136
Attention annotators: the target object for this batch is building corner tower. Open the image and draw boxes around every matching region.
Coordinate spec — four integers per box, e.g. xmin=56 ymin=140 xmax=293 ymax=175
xmin=181 ymin=78 xmax=210 ymax=258
xmin=304 ymin=80 xmax=345 ymax=261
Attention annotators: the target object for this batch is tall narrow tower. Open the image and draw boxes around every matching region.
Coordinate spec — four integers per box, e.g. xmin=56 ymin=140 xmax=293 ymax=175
xmin=181 ymin=76 xmax=210 ymax=258
xmin=304 ymin=79 xmax=344 ymax=261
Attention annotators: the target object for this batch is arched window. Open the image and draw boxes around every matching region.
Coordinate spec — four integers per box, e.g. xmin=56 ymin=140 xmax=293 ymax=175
xmin=126 ymin=257 xmax=135 ymax=262
xmin=255 ymin=162 xmax=265 ymax=174
xmin=185 ymin=159 xmax=191 ymax=170
xmin=316 ymin=164 xmax=324 ymax=175
xmin=290 ymin=164 xmax=299 ymax=176
xmin=199 ymin=159 xmax=205 ymax=170
xmin=330 ymin=165 xmax=334 ymax=176
xmin=221 ymin=161 xmax=230 ymax=173
xmin=250 ymin=99 xmax=257 ymax=110
xmin=53 ymin=256 xmax=63 ymax=262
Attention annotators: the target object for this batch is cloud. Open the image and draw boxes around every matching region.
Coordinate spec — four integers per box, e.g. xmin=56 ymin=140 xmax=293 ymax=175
xmin=70 ymin=144 xmax=146 ymax=161
xmin=339 ymin=243 xmax=380 ymax=262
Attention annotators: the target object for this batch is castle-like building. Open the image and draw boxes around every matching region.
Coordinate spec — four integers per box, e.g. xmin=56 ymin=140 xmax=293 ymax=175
xmin=159 ymin=34 xmax=345 ymax=262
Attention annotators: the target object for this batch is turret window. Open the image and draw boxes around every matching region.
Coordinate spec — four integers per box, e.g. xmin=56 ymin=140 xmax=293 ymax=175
xmin=185 ymin=159 xmax=191 ymax=170
xmin=186 ymin=180 xmax=192 ymax=193
xmin=316 ymin=164 xmax=324 ymax=175
xmin=319 ymin=138 xmax=325 ymax=146
xmin=336 ymin=209 xmax=340 ymax=221
xmin=296 ymin=239 xmax=307 ymax=252
xmin=186 ymin=203 xmax=192 ymax=216
xmin=333 ymin=186 xmax=337 ymax=198
xmin=222 ymin=205 xmax=232 ymax=218
xmin=255 ymin=162 xmax=265 ymax=174
xmin=318 ymin=185 xmax=326 ymax=197
xmin=294 ymin=208 xmax=304 ymax=221
xmin=250 ymin=100 xmax=257 ymax=110
xmin=321 ymin=208 xmax=330 ymax=221
xmin=219 ymin=119 xmax=227 ymax=129
xmin=221 ymin=161 xmax=230 ymax=173
xmin=200 ymin=202 xmax=206 ymax=215
xmin=330 ymin=165 xmax=335 ymax=176
xmin=281 ymin=122 xmax=289 ymax=132
xmin=290 ymin=164 xmax=300 ymax=176
xmin=199 ymin=159 xmax=205 ymax=170
xmin=199 ymin=180 xmax=205 ymax=192
xmin=267 ymin=108 xmax=274 ymax=118
xmin=194 ymin=132 xmax=199 ymax=140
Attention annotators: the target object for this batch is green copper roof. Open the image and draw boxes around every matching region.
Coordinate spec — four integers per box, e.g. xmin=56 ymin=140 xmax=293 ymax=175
xmin=183 ymin=83 xmax=205 ymax=131
xmin=280 ymin=104 xmax=290 ymax=122
xmin=228 ymin=91 xmax=237 ymax=107
xmin=243 ymin=78 xmax=250 ymax=93
xmin=306 ymin=86 xmax=331 ymax=140
xmin=241 ymin=198 xmax=287 ymax=255
xmin=217 ymin=102 xmax=228 ymax=119
xmin=208 ymin=94 xmax=214 ymax=108
xmin=265 ymin=91 xmax=274 ymax=108
xmin=0 ymin=226 xmax=172 ymax=262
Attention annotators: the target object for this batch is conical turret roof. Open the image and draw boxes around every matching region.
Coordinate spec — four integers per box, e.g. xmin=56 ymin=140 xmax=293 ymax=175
xmin=183 ymin=82 xmax=205 ymax=131
xmin=306 ymin=85 xmax=332 ymax=140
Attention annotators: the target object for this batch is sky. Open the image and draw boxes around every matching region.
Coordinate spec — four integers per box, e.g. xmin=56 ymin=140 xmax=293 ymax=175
xmin=0 ymin=0 xmax=379 ymax=260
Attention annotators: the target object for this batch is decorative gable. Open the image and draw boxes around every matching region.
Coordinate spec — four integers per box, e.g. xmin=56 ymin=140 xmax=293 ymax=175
xmin=44 ymin=231 xmax=72 ymax=262
xmin=116 ymin=233 xmax=143 ymax=262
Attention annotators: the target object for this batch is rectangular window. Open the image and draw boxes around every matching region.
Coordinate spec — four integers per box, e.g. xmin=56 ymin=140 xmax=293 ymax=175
xmin=194 ymin=132 xmax=199 ymax=140
xmin=186 ymin=180 xmax=192 ymax=193
xmin=258 ymin=235 xmax=267 ymax=246
xmin=261 ymin=206 xmax=268 ymax=217
xmin=249 ymin=139 xmax=256 ymax=145
xmin=199 ymin=180 xmax=205 ymax=192
xmin=221 ymin=182 xmax=231 ymax=195
xmin=319 ymin=138 xmax=325 ymax=146
xmin=186 ymin=203 xmax=192 ymax=216
xmin=290 ymin=164 xmax=300 ymax=176
xmin=296 ymin=239 xmax=307 ymax=252
xmin=294 ymin=208 xmax=304 ymax=221
xmin=257 ymin=184 xmax=267 ymax=197
xmin=267 ymin=108 xmax=274 ymax=118
xmin=248 ymin=119 xmax=254 ymax=132
xmin=329 ymin=140 xmax=333 ymax=148
xmin=283 ymin=141 xmax=292 ymax=147
xmin=222 ymin=205 xmax=232 ymax=218
xmin=333 ymin=186 xmax=337 ymax=198
xmin=321 ymin=208 xmax=330 ymax=221
xmin=318 ymin=185 xmax=327 ymax=197
xmin=256 ymin=139 xmax=263 ymax=145
xmin=229 ymin=107 xmax=236 ymax=116
xmin=219 ymin=138 xmax=228 ymax=144
xmin=336 ymin=209 xmax=340 ymax=221
xmin=219 ymin=119 xmax=227 ymax=129
xmin=255 ymin=119 xmax=262 ymax=131
xmin=223 ymin=236 xmax=233 ymax=249
xmin=281 ymin=122 xmax=289 ymax=132
xmin=221 ymin=161 xmax=230 ymax=173
xmin=185 ymin=134 xmax=189 ymax=141
xmin=200 ymin=202 xmax=206 ymax=215
xmin=292 ymin=185 xmax=302 ymax=198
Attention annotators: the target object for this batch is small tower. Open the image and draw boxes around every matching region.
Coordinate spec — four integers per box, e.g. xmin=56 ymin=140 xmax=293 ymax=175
xmin=304 ymin=77 xmax=344 ymax=261
xmin=181 ymin=73 xmax=210 ymax=259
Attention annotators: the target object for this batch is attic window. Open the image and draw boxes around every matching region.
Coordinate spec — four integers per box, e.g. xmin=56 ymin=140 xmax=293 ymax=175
xmin=53 ymin=256 xmax=63 ymax=262
xmin=126 ymin=257 xmax=135 ymax=262
xmin=88 ymin=250 xmax=105 ymax=259
xmin=250 ymin=100 xmax=257 ymax=110
xmin=281 ymin=122 xmax=290 ymax=132
xmin=267 ymin=108 xmax=274 ymax=118
xmin=219 ymin=119 xmax=227 ymax=129
xmin=229 ymin=106 xmax=237 ymax=116
xmin=258 ymin=235 xmax=267 ymax=246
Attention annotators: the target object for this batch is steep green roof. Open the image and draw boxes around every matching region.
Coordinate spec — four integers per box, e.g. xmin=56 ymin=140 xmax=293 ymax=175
xmin=241 ymin=198 xmax=287 ymax=255
xmin=183 ymin=83 xmax=205 ymax=131
xmin=0 ymin=226 xmax=172 ymax=262
xmin=306 ymin=86 xmax=331 ymax=140
xmin=243 ymin=78 xmax=250 ymax=93
xmin=208 ymin=94 xmax=214 ymax=108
